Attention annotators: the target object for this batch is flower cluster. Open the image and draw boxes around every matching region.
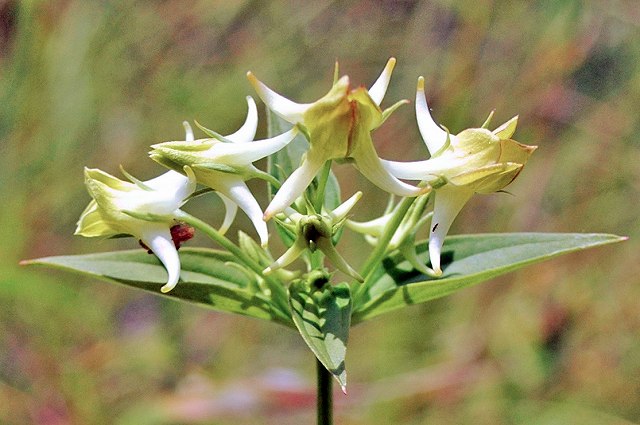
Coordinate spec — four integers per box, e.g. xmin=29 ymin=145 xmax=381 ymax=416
xmin=76 ymin=59 xmax=535 ymax=292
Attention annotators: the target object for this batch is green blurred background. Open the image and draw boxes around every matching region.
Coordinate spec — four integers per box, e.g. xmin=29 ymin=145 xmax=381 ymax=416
xmin=1 ymin=0 xmax=639 ymax=423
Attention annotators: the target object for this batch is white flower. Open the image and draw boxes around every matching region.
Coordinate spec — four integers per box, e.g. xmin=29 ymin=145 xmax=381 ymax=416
xmin=75 ymin=166 xmax=196 ymax=293
xmin=150 ymin=96 xmax=298 ymax=246
xmin=247 ymin=58 xmax=426 ymax=220
xmin=382 ymin=77 xmax=537 ymax=276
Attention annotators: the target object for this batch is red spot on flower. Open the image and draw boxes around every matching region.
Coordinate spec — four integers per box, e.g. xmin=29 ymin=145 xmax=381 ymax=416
xmin=139 ymin=223 xmax=195 ymax=254
xmin=170 ymin=223 xmax=195 ymax=249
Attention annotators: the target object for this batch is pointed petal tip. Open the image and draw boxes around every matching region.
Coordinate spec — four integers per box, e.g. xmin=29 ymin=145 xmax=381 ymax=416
xmin=160 ymin=283 xmax=175 ymax=293
xmin=182 ymin=121 xmax=195 ymax=142
xmin=341 ymin=384 xmax=347 ymax=394
xmin=246 ymin=72 xmax=310 ymax=123
xmin=258 ymin=230 xmax=269 ymax=248
xmin=385 ymin=57 xmax=396 ymax=72
xmin=369 ymin=59 xmax=397 ymax=105
xmin=417 ymin=76 xmax=425 ymax=91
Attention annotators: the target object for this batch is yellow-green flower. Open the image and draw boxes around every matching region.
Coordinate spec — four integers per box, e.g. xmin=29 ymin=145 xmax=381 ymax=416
xmin=75 ymin=166 xmax=196 ymax=293
xmin=382 ymin=77 xmax=537 ymax=276
xmin=264 ymin=192 xmax=364 ymax=282
xmin=247 ymin=58 xmax=426 ymax=220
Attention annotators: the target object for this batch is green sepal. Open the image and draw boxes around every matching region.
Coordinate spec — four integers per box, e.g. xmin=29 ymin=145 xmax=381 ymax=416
xmin=194 ymin=120 xmax=234 ymax=143
xmin=380 ymin=99 xmax=409 ymax=126
xmin=119 ymin=165 xmax=153 ymax=190
xmin=191 ymin=162 xmax=242 ymax=174
xmin=480 ymin=109 xmax=496 ymax=129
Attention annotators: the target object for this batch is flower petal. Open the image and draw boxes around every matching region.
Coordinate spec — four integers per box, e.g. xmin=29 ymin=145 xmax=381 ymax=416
xmin=264 ymin=152 xmax=326 ymax=220
xmin=493 ymin=115 xmax=518 ymax=140
xmin=352 ymin=139 xmax=426 ymax=197
xmin=140 ymin=227 xmax=181 ymax=293
xmin=144 ymin=169 xmax=196 ymax=205
xmin=247 ymin=72 xmax=311 ymax=124
xmin=215 ymin=192 xmax=238 ymax=236
xmin=263 ymin=238 xmax=306 ymax=275
xmin=183 ymin=121 xmax=195 ymax=142
xmin=226 ymin=96 xmax=258 ymax=143
xmin=216 ymin=176 xmax=269 ymax=247
xmin=345 ymin=214 xmax=390 ymax=238
xmin=328 ymin=191 xmax=362 ymax=222
xmin=210 ymin=127 xmax=299 ymax=165
xmin=380 ymin=158 xmax=448 ymax=181
xmin=399 ymin=237 xmax=440 ymax=277
xmin=368 ymin=57 xmax=396 ymax=106
xmin=75 ymin=200 xmax=119 ymax=238
xmin=428 ymin=185 xmax=474 ymax=276
xmin=416 ymin=76 xmax=450 ymax=155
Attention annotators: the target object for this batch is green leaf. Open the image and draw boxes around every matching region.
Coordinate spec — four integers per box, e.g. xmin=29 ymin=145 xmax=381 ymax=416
xmin=289 ymin=280 xmax=352 ymax=391
xmin=23 ymin=248 xmax=293 ymax=326
xmin=353 ymin=233 xmax=625 ymax=323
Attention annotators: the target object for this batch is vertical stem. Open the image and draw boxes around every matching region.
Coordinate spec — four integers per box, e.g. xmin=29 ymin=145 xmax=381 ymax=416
xmin=313 ymin=160 xmax=332 ymax=213
xmin=317 ymin=359 xmax=333 ymax=425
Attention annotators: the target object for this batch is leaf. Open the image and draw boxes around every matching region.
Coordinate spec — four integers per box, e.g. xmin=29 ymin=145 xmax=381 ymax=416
xmin=353 ymin=233 xmax=625 ymax=323
xmin=23 ymin=248 xmax=293 ymax=326
xmin=289 ymin=280 xmax=352 ymax=391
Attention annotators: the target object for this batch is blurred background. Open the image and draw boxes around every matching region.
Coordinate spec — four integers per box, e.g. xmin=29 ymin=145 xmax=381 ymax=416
xmin=1 ymin=0 xmax=639 ymax=423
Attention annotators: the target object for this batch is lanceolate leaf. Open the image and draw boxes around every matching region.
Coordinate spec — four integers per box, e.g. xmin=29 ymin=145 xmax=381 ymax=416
xmin=353 ymin=233 xmax=625 ymax=323
xmin=23 ymin=248 xmax=293 ymax=326
xmin=289 ymin=280 xmax=352 ymax=391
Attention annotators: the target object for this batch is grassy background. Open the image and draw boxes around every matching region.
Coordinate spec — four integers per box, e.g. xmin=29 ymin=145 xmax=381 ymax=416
xmin=1 ymin=1 xmax=638 ymax=423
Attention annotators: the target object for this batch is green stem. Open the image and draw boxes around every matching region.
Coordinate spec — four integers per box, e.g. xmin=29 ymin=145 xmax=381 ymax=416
xmin=314 ymin=160 xmax=332 ymax=213
xmin=317 ymin=359 xmax=333 ymax=425
xmin=358 ymin=198 xmax=415 ymax=277
xmin=175 ymin=211 xmax=291 ymax=320
xmin=354 ymin=193 xmax=426 ymax=303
